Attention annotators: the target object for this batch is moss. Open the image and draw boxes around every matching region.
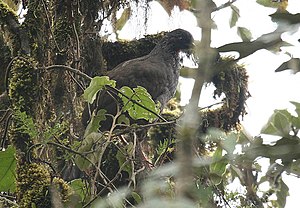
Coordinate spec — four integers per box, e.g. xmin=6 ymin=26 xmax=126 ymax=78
xmin=52 ymin=177 xmax=73 ymax=203
xmin=149 ymin=99 xmax=181 ymax=144
xmin=0 ymin=1 xmax=18 ymax=23
xmin=8 ymin=57 xmax=37 ymax=114
xmin=0 ymin=1 xmax=21 ymax=53
xmin=202 ymin=57 xmax=250 ymax=132
xmin=0 ymin=34 xmax=12 ymax=93
xmin=102 ymin=32 xmax=166 ymax=69
xmin=8 ymin=56 xmax=51 ymax=207
xmin=21 ymin=0 xmax=48 ymax=62
xmin=53 ymin=16 xmax=72 ymax=54
xmin=16 ymin=163 xmax=51 ymax=207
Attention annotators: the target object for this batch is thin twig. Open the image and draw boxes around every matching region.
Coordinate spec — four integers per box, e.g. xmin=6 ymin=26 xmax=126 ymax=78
xmin=213 ymin=0 xmax=238 ymax=12
xmin=83 ymin=160 xmax=136 ymax=208
xmin=190 ymin=0 xmax=238 ymax=13
xmin=1 ymin=111 xmax=12 ymax=150
xmin=0 ymin=195 xmax=19 ymax=207
xmin=42 ymin=65 xmax=92 ymax=80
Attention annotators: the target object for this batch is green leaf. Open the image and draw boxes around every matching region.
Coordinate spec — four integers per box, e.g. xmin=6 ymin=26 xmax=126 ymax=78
xmin=237 ymin=27 xmax=252 ymax=42
xmin=119 ymin=86 xmax=159 ymax=121
xmin=229 ymin=5 xmax=239 ymax=28
xmin=291 ymin=116 xmax=300 ymax=129
xmin=75 ymin=132 xmax=105 ymax=171
xmin=116 ymin=143 xmax=133 ymax=176
xmin=117 ymin=114 xmax=130 ymax=126
xmin=14 ymin=110 xmax=38 ymax=139
xmin=291 ymin=101 xmax=300 ymax=117
xmin=131 ymin=192 xmax=142 ymax=204
xmin=210 ymin=146 xmax=228 ymax=178
xmin=69 ymin=179 xmax=89 ymax=204
xmin=261 ymin=110 xmax=292 ymax=137
xmin=83 ymin=76 xmax=116 ymax=104
xmin=218 ymin=30 xmax=283 ymax=59
xmin=221 ymin=132 xmax=237 ymax=156
xmin=84 ymin=109 xmax=107 ymax=138
xmin=256 ymin=0 xmax=281 ymax=8
xmin=0 ymin=146 xmax=16 ymax=192
xmin=275 ymin=58 xmax=300 ymax=73
xmin=276 ymin=179 xmax=289 ymax=208
xmin=288 ymin=159 xmax=300 ymax=177
xmin=270 ymin=12 xmax=300 ymax=25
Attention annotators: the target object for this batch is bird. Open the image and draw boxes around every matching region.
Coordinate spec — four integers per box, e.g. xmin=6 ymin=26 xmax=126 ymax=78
xmin=82 ymin=28 xmax=194 ymax=131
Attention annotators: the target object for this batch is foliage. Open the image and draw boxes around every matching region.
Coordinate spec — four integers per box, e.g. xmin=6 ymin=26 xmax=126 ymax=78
xmin=0 ymin=145 xmax=16 ymax=192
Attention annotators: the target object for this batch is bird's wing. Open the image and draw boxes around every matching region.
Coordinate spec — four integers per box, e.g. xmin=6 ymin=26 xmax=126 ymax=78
xmin=107 ymin=56 xmax=170 ymax=102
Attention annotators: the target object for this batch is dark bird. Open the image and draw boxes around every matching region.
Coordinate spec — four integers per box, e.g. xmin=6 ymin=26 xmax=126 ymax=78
xmin=82 ymin=29 xmax=194 ymax=131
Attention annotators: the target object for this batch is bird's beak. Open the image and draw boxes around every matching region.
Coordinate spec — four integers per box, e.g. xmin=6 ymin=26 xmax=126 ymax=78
xmin=184 ymin=42 xmax=195 ymax=57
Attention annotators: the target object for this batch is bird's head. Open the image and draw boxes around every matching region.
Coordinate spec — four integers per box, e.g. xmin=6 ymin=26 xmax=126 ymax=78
xmin=163 ymin=29 xmax=194 ymax=54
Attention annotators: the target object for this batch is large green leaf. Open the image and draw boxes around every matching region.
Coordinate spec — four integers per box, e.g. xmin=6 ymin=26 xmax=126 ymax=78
xmin=83 ymin=76 xmax=116 ymax=104
xmin=288 ymin=159 xmax=300 ymax=177
xmin=75 ymin=132 xmax=105 ymax=171
xmin=275 ymin=179 xmax=289 ymax=208
xmin=0 ymin=146 xmax=16 ymax=192
xmin=210 ymin=146 xmax=228 ymax=184
xmin=84 ymin=109 xmax=107 ymax=138
xmin=291 ymin=101 xmax=300 ymax=118
xmin=261 ymin=110 xmax=292 ymax=137
xmin=218 ymin=30 xmax=283 ymax=59
xmin=69 ymin=179 xmax=89 ymax=205
xmin=270 ymin=12 xmax=300 ymax=25
xmin=119 ymin=86 xmax=159 ymax=121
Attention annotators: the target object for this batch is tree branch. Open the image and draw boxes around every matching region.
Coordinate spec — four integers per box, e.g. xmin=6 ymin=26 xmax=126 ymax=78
xmin=42 ymin=65 xmax=92 ymax=80
xmin=176 ymin=0 xmax=215 ymax=199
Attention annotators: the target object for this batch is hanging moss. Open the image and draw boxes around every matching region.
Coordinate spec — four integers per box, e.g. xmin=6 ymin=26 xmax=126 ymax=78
xmin=201 ymin=57 xmax=250 ymax=132
xmin=16 ymin=163 xmax=51 ymax=207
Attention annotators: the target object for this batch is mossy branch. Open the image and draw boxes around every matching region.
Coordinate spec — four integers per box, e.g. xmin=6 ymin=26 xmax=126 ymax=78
xmin=0 ymin=1 xmax=30 ymax=54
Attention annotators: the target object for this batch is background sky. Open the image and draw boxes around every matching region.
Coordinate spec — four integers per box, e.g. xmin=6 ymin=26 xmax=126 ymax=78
xmin=109 ymin=0 xmax=300 ymax=207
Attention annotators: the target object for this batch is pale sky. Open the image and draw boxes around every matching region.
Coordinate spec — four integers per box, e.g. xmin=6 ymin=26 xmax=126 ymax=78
xmin=116 ymin=0 xmax=300 ymax=207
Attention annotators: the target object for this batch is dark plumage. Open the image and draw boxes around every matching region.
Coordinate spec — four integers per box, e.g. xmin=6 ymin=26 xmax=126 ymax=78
xmin=82 ymin=29 xmax=194 ymax=130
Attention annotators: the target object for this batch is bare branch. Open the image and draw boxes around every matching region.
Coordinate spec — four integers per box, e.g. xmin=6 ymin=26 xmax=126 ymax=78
xmin=42 ymin=65 xmax=92 ymax=80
